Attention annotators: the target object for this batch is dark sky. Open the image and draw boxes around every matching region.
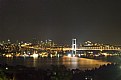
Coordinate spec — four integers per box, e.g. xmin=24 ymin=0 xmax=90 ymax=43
xmin=0 ymin=0 xmax=121 ymax=44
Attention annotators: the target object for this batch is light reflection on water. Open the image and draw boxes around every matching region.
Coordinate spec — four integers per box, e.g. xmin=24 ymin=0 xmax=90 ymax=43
xmin=62 ymin=56 xmax=110 ymax=70
xmin=0 ymin=56 xmax=110 ymax=70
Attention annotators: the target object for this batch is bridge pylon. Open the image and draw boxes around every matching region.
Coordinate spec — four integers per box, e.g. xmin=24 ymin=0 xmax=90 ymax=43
xmin=72 ymin=39 xmax=76 ymax=55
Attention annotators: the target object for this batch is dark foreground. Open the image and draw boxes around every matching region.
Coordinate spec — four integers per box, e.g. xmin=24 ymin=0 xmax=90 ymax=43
xmin=0 ymin=63 xmax=121 ymax=80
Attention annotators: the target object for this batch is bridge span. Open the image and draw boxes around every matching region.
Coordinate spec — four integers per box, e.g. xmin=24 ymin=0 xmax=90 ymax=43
xmin=51 ymin=47 xmax=121 ymax=51
xmin=23 ymin=46 xmax=121 ymax=51
xmin=62 ymin=48 xmax=121 ymax=51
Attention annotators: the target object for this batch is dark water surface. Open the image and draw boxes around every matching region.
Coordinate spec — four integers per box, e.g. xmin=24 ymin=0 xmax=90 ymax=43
xmin=0 ymin=56 xmax=110 ymax=70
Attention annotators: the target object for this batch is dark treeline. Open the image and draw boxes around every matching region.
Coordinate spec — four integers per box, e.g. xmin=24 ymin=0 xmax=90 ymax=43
xmin=0 ymin=63 xmax=121 ymax=80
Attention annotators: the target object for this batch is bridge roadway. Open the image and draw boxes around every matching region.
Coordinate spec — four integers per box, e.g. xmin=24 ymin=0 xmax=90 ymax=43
xmin=52 ymin=47 xmax=121 ymax=51
xmin=24 ymin=46 xmax=121 ymax=51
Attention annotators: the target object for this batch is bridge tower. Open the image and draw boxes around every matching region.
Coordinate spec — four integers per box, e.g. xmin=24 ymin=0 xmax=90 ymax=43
xmin=72 ymin=39 xmax=76 ymax=55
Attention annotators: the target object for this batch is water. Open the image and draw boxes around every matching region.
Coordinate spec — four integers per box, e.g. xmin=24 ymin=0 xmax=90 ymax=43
xmin=0 ymin=56 xmax=110 ymax=70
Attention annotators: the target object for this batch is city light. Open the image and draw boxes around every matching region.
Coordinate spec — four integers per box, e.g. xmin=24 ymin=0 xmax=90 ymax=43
xmin=32 ymin=54 xmax=38 ymax=58
xmin=68 ymin=54 xmax=71 ymax=57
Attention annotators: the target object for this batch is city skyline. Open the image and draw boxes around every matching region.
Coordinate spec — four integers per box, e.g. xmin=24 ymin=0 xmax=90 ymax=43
xmin=0 ymin=0 xmax=121 ymax=44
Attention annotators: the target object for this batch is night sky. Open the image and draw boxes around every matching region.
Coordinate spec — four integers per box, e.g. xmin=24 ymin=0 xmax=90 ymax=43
xmin=0 ymin=0 xmax=121 ymax=44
